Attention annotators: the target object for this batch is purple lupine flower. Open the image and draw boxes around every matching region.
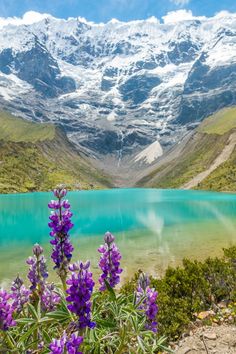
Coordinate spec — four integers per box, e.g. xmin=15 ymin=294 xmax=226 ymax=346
xmin=41 ymin=283 xmax=61 ymax=312
xmin=49 ymin=332 xmax=83 ymax=354
xmin=136 ymin=273 xmax=158 ymax=333
xmin=0 ymin=290 xmax=16 ymax=331
xmin=48 ymin=187 xmax=74 ymax=282
xmin=98 ymin=232 xmax=122 ymax=291
xmin=66 ymin=333 xmax=83 ymax=354
xmin=66 ymin=261 xmax=95 ymax=329
xmin=49 ymin=332 xmax=67 ymax=354
xmin=11 ymin=276 xmax=31 ymax=313
xmin=26 ymin=244 xmax=48 ymax=291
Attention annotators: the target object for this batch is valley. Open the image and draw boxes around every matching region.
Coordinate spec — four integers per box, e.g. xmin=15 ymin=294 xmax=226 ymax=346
xmin=1 ymin=107 xmax=236 ymax=193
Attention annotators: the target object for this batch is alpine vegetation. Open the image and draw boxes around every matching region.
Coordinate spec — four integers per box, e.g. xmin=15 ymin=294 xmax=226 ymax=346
xmin=0 ymin=187 xmax=164 ymax=353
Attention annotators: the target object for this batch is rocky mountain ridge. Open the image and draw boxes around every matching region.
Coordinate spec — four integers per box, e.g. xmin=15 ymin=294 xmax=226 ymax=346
xmin=0 ymin=11 xmax=236 ymax=171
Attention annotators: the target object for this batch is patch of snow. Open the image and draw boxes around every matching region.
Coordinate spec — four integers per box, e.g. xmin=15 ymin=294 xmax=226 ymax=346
xmin=0 ymin=73 xmax=33 ymax=100
xmin=134 ymin=140 xmax=163 ymax=164
xmin=107 ymin=111 xmax=116 ymax=121
xmin=205 ymin=37 xmax=236 ymax=69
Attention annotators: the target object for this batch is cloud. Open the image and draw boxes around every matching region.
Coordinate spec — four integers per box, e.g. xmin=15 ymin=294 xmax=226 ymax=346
xmin=0 ymin=11 xmax=51 ymax=28
xmin=0 ymin=8 xmax=235 ymax=29
xmin=162 ymin=9 xmax=206 ymax=24
xmin=170 ymin=0 xmax=190 ymax=6
xmin=214 ymin=10 xmax=236 ymax=19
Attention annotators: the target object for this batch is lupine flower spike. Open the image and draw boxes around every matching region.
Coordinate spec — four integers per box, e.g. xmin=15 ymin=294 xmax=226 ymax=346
xmin=98 ymin=231 xmax=123 ymax=291
xmin=136 ymin=273 xmax=158 ymax=333
xmin=11 ymin=276 xmax=31 ymax=313
xmin=41 ymin=283 xmax=61 ymax=312
xmin=48 ymin=187 xmax=74 ymax=289
xmin=26 ymin=244 xmax=48 ymax=293
xmin=66 ymin=261 xmax=95 ymax=330
xmin=0 ymin=290 xmax=16 ymax=331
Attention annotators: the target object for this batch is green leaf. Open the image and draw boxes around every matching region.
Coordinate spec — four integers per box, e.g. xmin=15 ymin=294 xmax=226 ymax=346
xmin=16 ymin=318 xmax=35 ymax=325
xmin=39 ymin=316 xmax=54 ymax=324
xmin=46 ymin=310 xmax=71 ymax=321
xmin=18 ymin=323 xmax=38 ymax=344
xmin=37 ymin=300 xmax=42 ymax=319
xmin=42 ymin=328 xmax=52 ymax=343
xmin=27 ymin=303 xmax=39 ymax=320
xmin=95 ymin=318 xmax=116 ymax=329
xmin=137 ymin=336 xmax=146 ymax=352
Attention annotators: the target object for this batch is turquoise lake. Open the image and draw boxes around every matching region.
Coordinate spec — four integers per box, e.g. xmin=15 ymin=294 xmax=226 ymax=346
xmin=0 ymin=188 xmax=236 ymax=285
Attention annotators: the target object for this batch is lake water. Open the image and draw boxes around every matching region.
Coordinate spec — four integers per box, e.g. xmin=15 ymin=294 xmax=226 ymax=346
xmin=0 ymin=188 xmax=236 ymax=286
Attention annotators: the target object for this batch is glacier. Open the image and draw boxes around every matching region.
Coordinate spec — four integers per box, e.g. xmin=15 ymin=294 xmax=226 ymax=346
xmin=0 ymin=11 xmax=236 ymax=169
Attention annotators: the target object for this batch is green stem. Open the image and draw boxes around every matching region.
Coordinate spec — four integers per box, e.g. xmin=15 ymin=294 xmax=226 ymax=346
xmin=61 ymin=276 xmax=67 ymax=293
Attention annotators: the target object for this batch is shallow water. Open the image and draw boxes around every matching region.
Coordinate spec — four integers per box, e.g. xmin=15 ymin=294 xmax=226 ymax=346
xmin=0 ymin=188 xmax=236 ymax=285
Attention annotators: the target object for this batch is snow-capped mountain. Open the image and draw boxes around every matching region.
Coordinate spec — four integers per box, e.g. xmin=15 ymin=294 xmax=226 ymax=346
xmin=0 ymin=11 xmax=236 ymax=166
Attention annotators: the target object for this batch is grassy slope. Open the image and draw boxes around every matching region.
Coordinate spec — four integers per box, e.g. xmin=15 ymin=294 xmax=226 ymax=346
xmin=199 ymin=107 xmax=236 ymax=135
xmin=137 ymin=107 xmax=236 ymax=191
xmin=196 ymin=148 xmax=236 ymax=191
xmin=0 ymin=111 xmax=55 ymax=142
xmin=0 ymin=111 xmax=112 ymax=193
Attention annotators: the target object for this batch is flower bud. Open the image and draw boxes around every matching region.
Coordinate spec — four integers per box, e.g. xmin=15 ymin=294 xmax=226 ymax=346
xmin=104 ymin=231 xmax=115 ymax=245
xmin=138 ymin=272 xmax=150 ymax=291
xmin=33 ymin=243 xmax=44 ymax=257
xmin=53 ymin=187 xmax=67 ymax=199
xmin=11 ymin=275 xmax=23 ymax=291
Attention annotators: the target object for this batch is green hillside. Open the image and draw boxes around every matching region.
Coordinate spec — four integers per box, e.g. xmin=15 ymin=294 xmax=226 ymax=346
xmin=199 ymin=107 xmax=236 ymax=135
xmin=0 ymin=111 xmax=55 ymax=142
xmin=0 ymin=111 xmax=112 ymax=193
xmin=137 ymin=107 xmax=236 ymax=192
xmin=196 ymin=149 xmax=236 ymax=191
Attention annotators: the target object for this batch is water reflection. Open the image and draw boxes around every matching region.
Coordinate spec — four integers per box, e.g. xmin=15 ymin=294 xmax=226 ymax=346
xmin=0 ymin=189 xmax=236 ymax=282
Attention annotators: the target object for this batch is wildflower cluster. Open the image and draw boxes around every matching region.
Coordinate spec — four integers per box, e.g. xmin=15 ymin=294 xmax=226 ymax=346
xmin=98 ymin=231 xmax=123 ymax=291
xmin=48 ymin=187 xmax=74 ymax=284
xmin=0 ymin=188 xmax=162 ymax=354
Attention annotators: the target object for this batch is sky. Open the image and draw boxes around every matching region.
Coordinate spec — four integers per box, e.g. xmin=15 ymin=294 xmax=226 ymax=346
xmin=0 ymin=0 xmax=236 ymax=23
